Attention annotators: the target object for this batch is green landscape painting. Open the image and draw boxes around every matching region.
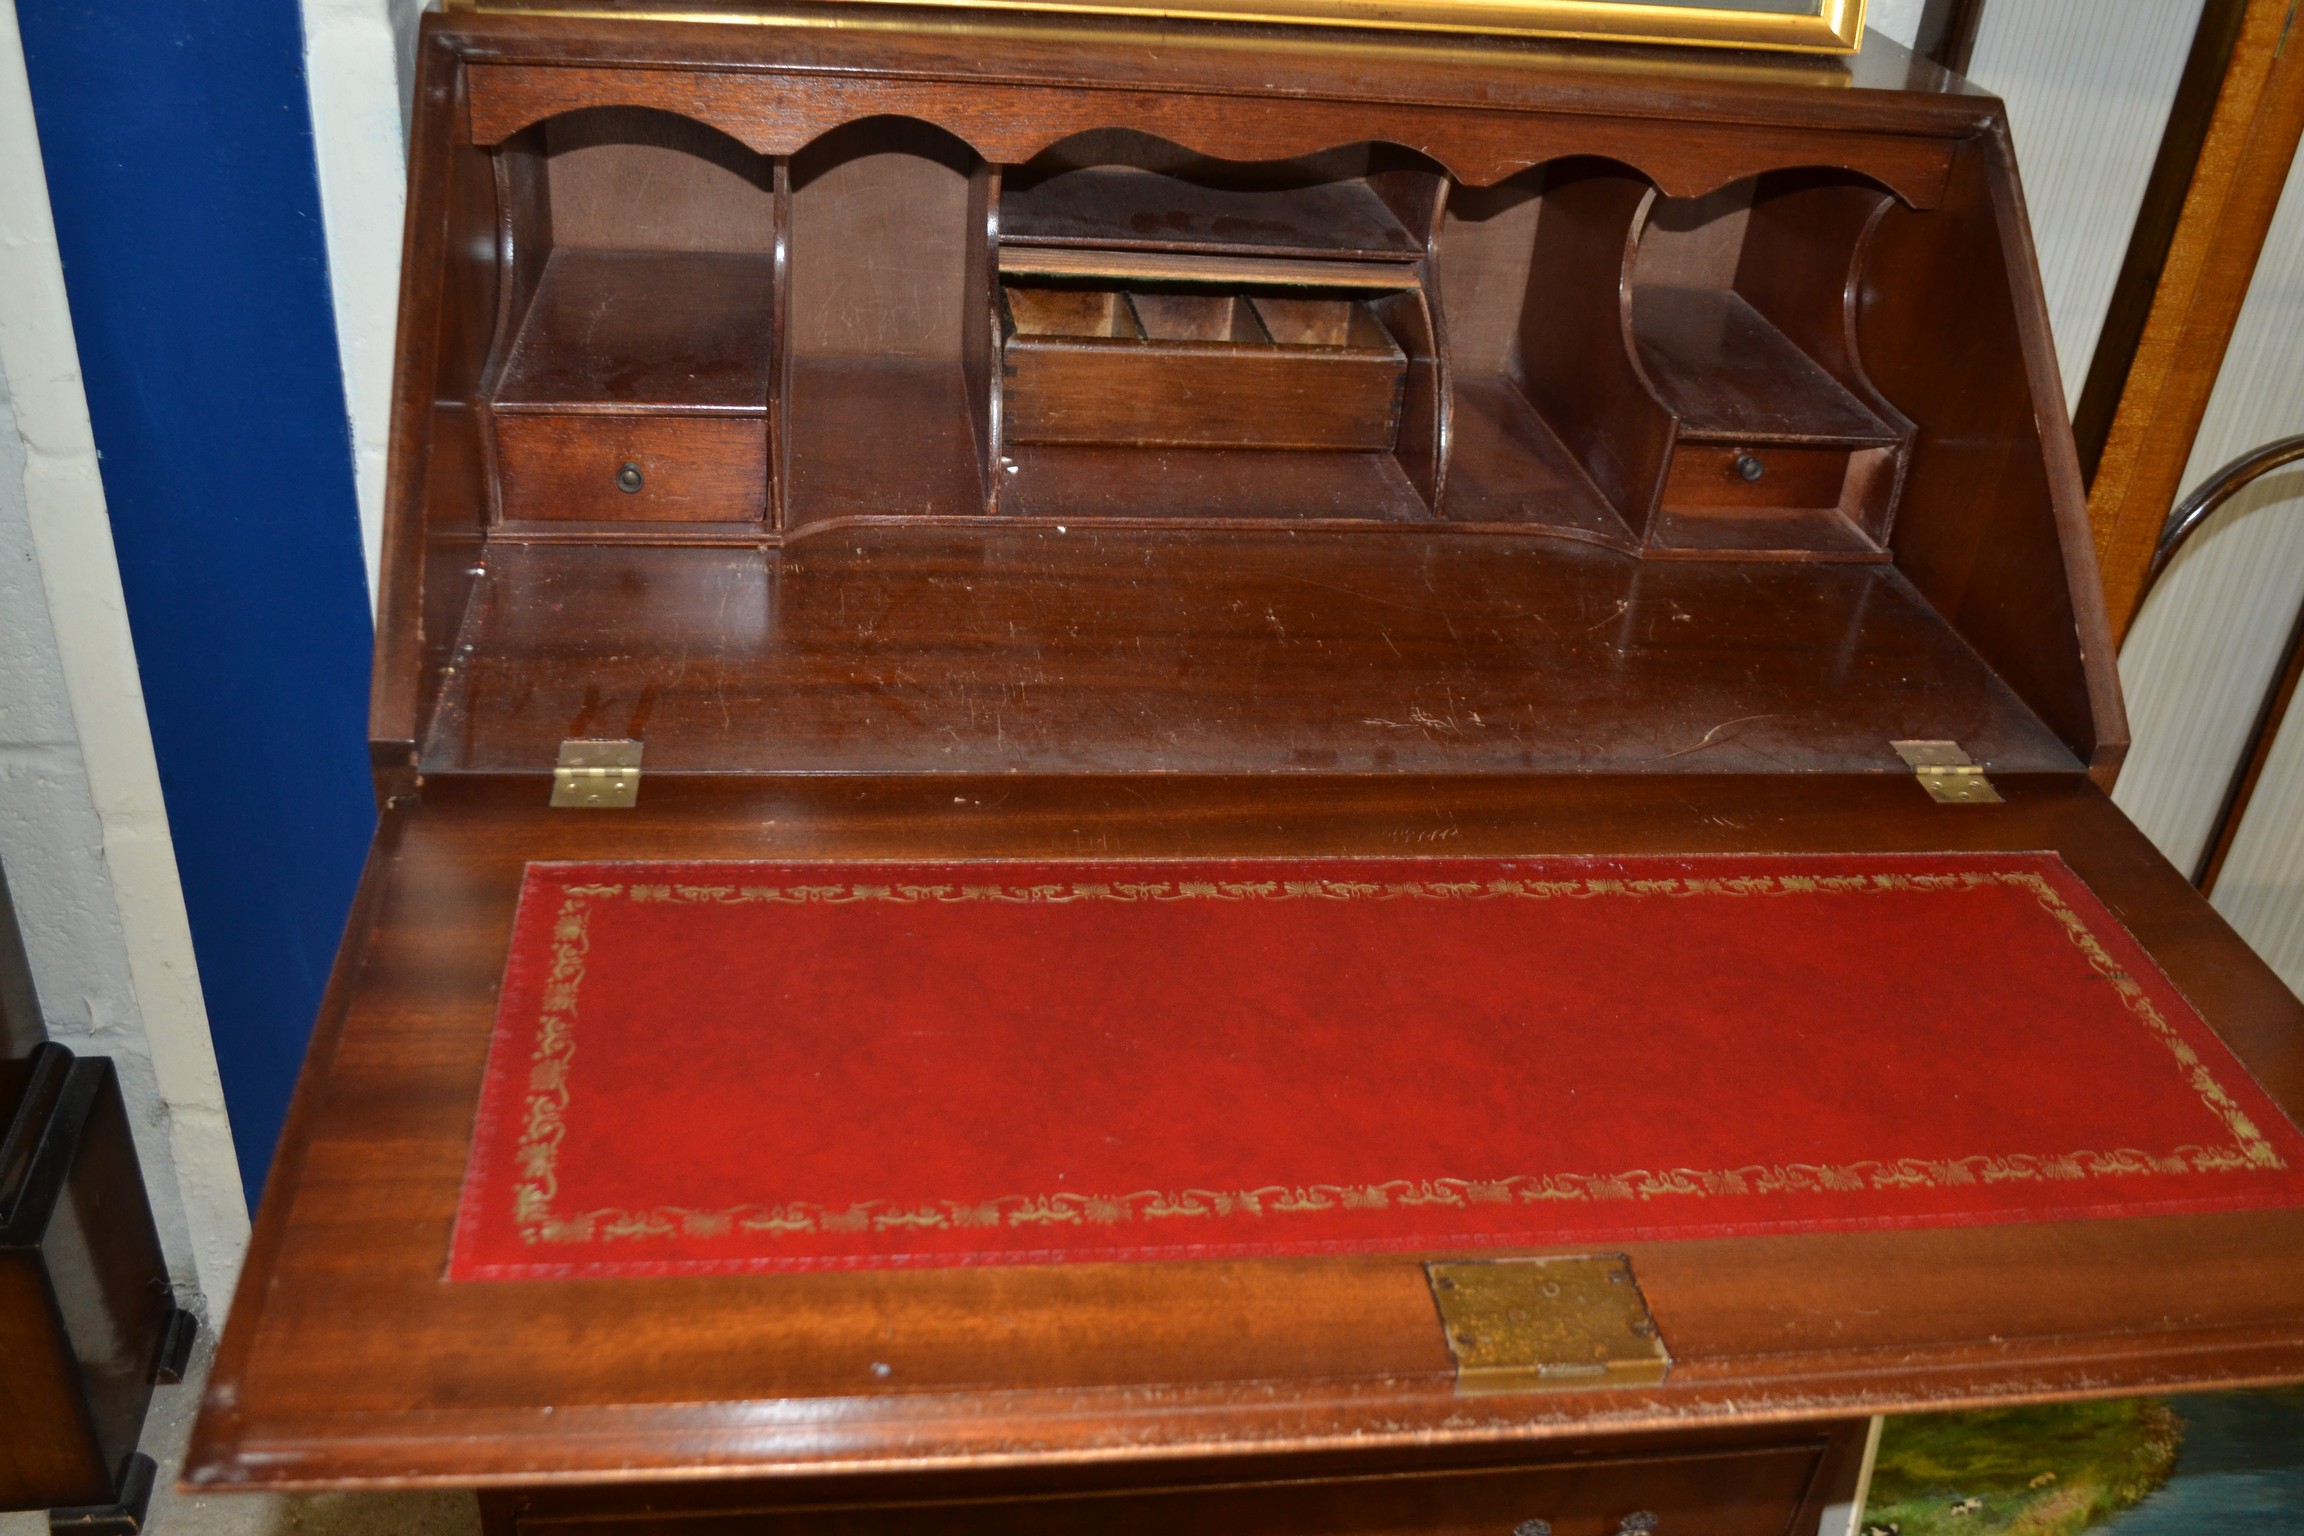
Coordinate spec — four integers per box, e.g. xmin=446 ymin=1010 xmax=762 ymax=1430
xmin=1862 ymin=1387 xmax=2304 ymax=1535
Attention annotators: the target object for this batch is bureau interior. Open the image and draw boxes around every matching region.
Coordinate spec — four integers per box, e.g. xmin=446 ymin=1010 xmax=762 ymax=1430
xmin=471 ymin=111 xmax=1951 ymax=555
xmin=409 ymin=99 xmax=2091 ymax=781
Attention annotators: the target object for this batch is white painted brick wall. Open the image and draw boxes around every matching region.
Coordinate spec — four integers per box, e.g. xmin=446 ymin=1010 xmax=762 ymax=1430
xmin=0 ymin=4 xmax=248 ymax=1315
xmin=303 ymin=0 xmax=428 ymax=606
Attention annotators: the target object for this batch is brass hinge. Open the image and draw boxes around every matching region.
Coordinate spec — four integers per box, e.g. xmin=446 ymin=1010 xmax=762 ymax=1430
xmin=551 ymin=739 xmax=642 ymax=809
xmin=1892 ymin=739 xmax=2002 ymax=804
xmin=1427 ymin=1254 xmax=1670 ymax=1395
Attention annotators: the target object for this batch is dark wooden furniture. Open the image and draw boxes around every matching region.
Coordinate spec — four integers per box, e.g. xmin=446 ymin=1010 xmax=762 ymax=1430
xmin=187 ymin=7 xmax=2304 ymax=1534
xmin=0 ymin=860 xmax=190 ymax=1533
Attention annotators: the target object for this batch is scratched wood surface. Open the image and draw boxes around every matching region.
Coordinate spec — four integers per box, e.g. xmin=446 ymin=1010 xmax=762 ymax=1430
xmin=190 ymin=774 xmax=2304 ymax=1491
xmin=421 ymin=532 xmax=2076 ymax=776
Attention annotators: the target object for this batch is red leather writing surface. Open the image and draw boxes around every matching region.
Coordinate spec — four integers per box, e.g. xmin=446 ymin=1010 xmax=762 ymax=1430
xmin=451 ymin=853 xmax=2304 ymax=1279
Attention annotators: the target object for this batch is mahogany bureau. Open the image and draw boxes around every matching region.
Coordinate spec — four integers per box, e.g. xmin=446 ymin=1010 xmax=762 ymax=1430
xmin=186 ymin=7 xmax=2304 ymax=1534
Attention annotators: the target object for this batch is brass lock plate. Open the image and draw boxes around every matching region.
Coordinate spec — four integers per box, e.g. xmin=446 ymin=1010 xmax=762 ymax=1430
xmin=1427 ymin=1254 xmax=1670 ymax=1395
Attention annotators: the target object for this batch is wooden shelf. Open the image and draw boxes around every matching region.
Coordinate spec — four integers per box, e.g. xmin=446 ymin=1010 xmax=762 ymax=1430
xmin=1002 ymin=168 xmax=1424 ymax=262
xmin=495 ymin=249 xmax=774 ymax=413
xmin=1000 ymin=247 xmax=1422 ymax=289
xmin=1647 ymin=505 xmax=1882 ymax=559
xmin=1630 ymin=286 xmax=1893 ymax=445
xmin=785 ymin=356 xmax=984 ymax=530
xmin=1441 ymin=379 xmax=1637 ymax=544
xmin=1002 ymin=445 xmax=1429 ymax=522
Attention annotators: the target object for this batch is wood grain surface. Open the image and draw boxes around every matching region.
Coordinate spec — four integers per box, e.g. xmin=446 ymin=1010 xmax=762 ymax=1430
xmin=189 ymin=773 xmax=2304 ymax=1489
xmin=494 ymin=413 xmax=767 ymax=524
xmin=417 ymin=531 xmax=2078 ymax=776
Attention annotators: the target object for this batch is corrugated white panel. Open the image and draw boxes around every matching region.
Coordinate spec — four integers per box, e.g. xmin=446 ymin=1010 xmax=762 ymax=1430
xmin=1964 ymin=0 xmax=2207 ymax=392
xmin=302 ymin=0 xmax=427 ymax=607
xmin=2116 ymin=141 xmax=2304 ymax=991
xmin=2214 ymin=637 xmax=2304 ymax=990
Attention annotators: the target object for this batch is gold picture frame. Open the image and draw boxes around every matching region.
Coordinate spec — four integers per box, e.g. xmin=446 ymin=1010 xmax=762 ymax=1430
xmin=447 ymin=0 xmax=1869 ymax=54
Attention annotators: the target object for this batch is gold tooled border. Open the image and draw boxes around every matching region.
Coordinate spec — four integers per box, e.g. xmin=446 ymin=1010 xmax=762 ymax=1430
xmin=506 ymin=868 xmax=2286 ymax=1249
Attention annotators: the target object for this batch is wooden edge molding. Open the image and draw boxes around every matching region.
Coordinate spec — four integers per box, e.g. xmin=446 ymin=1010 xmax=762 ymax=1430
xmin=2089 ymin=0 xmax=2304 ymax=644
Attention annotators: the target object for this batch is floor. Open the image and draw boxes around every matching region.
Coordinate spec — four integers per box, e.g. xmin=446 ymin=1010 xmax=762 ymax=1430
xmin=1 ymin=1332 xmax=481 ymax=1536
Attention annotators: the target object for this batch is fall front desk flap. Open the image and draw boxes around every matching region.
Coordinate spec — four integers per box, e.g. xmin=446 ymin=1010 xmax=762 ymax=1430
xmin=452 ymin=852 xmax=2304 ymax=1280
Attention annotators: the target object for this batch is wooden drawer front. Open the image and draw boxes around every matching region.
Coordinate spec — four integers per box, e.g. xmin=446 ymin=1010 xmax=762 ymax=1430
xmin=513 ymin=1445 xmax=1824 ymax=1536
xmin=1002 ymin=287 xmax=1406 ymax=451
xmin=1660 ymin=443 xmax=1866 ymax=514
xmin=496 ymin=413 xmax=766 ymax=524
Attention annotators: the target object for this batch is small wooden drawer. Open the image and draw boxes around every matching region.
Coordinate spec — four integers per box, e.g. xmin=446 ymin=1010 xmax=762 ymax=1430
xmin=1001 ymin=283 xmax=1406 ymax=451
xmin=506 ymin=1443 xmax=1827 ymax=1535
xmin=1661 ymin=442 xmax=1892 ymax=515
xmin=494 ymin=412 xmax=767 ymax=524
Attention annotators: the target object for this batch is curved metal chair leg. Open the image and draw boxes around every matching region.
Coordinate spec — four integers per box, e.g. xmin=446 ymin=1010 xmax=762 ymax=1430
xmin=2126 ymin=435 xmax=2304 ymax=894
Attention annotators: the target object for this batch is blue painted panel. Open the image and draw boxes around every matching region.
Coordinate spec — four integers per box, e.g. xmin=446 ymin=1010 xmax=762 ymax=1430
xmin=18 ymin=2 xmax=377 ymax=1201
